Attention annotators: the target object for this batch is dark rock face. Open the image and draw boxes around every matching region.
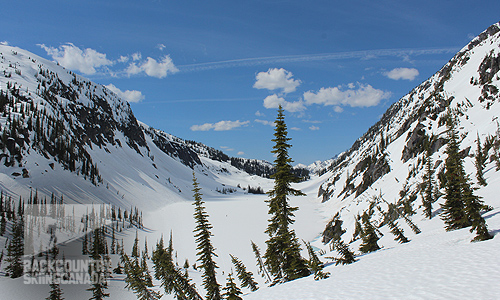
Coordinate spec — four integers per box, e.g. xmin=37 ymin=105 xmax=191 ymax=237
xmin=322 ymin=213 xmax=346 ymax=244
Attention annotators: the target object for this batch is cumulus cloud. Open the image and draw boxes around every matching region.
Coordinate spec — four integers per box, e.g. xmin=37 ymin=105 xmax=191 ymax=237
xmin=255 ymin=119 xmax=275 ymax=126
xmin=309 ymin=125 xmax=320 ymax=131
xmin=253 ymin=68 xmax=301 ymax=94
xmin=39 ymin=43 xmax=113 ymax=75
xmin=263 ymin=94 xmax=306 ymax=113
xmin=105 ymin=84 xmax=145 ymax=103
xmin=190 ymin=120 xmax=249 ymax=131
xmin=1 ymin=41 xmax=9 ymax=46
xmin=385 ymin=67 xmax=419 ymax=81
xmin=132 ymin=52 xmax=142 ymax=61
xmin=237 ymin=151 xmax=245 ymax=155
xmin=303 ymin=83 xmax=391 ymax=108
xmin=126 ymin=55 xmax=179 ymax=78
xmin=156 ymin=44 xmax=166 ymax=51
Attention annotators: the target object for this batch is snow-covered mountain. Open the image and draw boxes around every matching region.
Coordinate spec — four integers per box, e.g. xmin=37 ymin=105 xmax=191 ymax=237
xmin=314 ymin=22 xmax=500 ymax=245
xmin=0 ymin=21 xmax=499 ymax=300
xmin=0 ymin=46 xmax=284 ymax=208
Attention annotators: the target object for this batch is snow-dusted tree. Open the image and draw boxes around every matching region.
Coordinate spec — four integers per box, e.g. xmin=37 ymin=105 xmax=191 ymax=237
xmin=230 ymin=254 xmax=258 ymax=291
xmin=330 ymin=238 xmax=356 ymax=266
xmin=87 ymin=228 xmax=110 ymax=300
xmin=304 ymin=241 xmax=329 ymax=280
xmin=222 ymin=273 xmax=243 ymax=300
xmin=5 ymin=218 xmax=24 ymax=278
xmin=192 ymin=172 xmax=221 ymax=299
xmin=264 ymin=106 xmax=310 ymax=284
xmin=387 ymin=220 xmax=409 ymax=244
xmin=359 ymin=214 xmax=380 ymax=254
xmin=251 ymin=241 xmax=271 ymax=283
xmin=122 ymin=251 xmax=161 ymax=300
xmin=151 ymin=233 xmax=202 ymax=300
xmin=421 ymin=144 xmax=438 ymax=219
xmin=475 ymin=133 xmax=487 ymax=186
xmin=46 ymin=274 xmax=64 ymax=300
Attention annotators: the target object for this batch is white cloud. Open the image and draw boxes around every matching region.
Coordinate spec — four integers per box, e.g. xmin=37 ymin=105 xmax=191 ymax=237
xmin=303 ymin=83 xmax=391 ymax=108
xmin=126 ymin=55 xmax=179 ymax=78
xmin=309 ymin=125 xmax=320 ymax=131
xmin=291 ymin=127 xmax=301 ymax=131
xmin=334 ymin=106 xmax=344 ymax=113
xmin=255 ymin=110 xmax=265 ymax=117
xmin=255 ymin=119 xmax=275 ymax=126
xmin=118 ymin=56 xmax=129 ymax=63
xmin=263 ymin=94 xmax=306 ymax=113
xmin=237 ymin=151 xmax=245 ymax=156
xmin=105 ymin=84 xmax=145 ymax=103
xmin=156 ymin=44 xmax=166 ymax=51
xmin=220 ymin=146 xmax=234 ymax=151
xmin=253 ymin=68 xmax=301 ymax=94
xmin=39 ymin=43 xmax=113 ymax=75
xmin=385 ymin=67 xmax=419 ymax=81
xmin=132 ymin=52 xmax=142 ymax=61
xmin=1 ymin=41 xmax=9 ymax=46
xmin=190 ymin=120 xmax=249 ymax=131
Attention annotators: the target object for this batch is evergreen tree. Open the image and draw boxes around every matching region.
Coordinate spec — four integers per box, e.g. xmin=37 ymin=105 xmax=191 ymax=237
xmin=440 ymin=115 xmax=471 ymax=230
xmin=5 ymin=218 xmax=24 ymax=278
xmin=132 ymin=230 xmax=140 ymax=258
xmin=46 ymin=274 xmax=64 ymax=300
xmin=192 ymin=173 xmax=221 ymax=299
xmin=475 ymin=133 xmax=487 ymax=186
xmin=387 ymin=220 xmax=409 ymax=244
xmin=230 ymin=254 xmax=258 ymax=291
xmin=151 ymin=234 xmax=202 ymax=300
xmin=421 ymin=143 xmax=437 ymax=219
xmin=222 ymin=273 xmax=243 ymax=300
xmin=87 ymin=228 xmax=110 ymax=300
xmin=359 ymin=215 xmax=380 ymax=254
xmin=264 ymin=106 xmax=310 ymax=284
xmin=330 ymin=238 xmax=356 ymax=266
xmin=441 ymin=114 xmax=492 ymax=241
xmin=122 ymin=251 xmax=162 ymax=300
xmin=303 ymin=241 xmax=329 ymax=280
xmin=250 ymin=241 xmax=271 ymax=283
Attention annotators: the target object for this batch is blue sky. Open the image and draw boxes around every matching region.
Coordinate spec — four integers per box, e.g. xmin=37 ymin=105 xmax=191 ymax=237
xmin=2 ymin=0 xmax=499 ymax=165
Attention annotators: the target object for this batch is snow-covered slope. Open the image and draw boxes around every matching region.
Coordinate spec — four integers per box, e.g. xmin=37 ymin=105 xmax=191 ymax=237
xmin=315 ymin=22 xmax=500 ymax=243
xmin=0 ymin=44 xmax=275 ymax=209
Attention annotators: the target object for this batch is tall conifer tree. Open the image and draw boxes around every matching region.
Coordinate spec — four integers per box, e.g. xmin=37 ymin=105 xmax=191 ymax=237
xmin=192 ymin=173 xmax=221 ymax=299
xmin=441 ymin=114 xmax=492 ymax=241
xmin=264 ymin=106 xmax=310 ymax=283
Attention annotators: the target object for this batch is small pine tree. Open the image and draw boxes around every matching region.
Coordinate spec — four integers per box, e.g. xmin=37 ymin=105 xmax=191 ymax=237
xmin=475 ymin=133 xmax=487 ymax=186
xmin=5 ymin=218 xmax=24 ymax=278
xmin=251 ymin=241 xmax=272 ymax=283
xmin=330 ymin=238 xmax=356 ymax=266
xmin=46 ymin=274 xmax=64 ymax=300
xmin=222 ymin=273 xmax=243 ymax=300
xmin=303 ymin=241 xmax=329 ymax=280
xmin=192 ymin=172 xmax=221 ymax=300
xmin=151 ymin=234 xmax=202 ymax=300
xmin=387 ymin=221 xmax=409 ymax=244
xmin=421 ymin=144 xmax=438 ymax=219
xmin=122 ymin=251 xmax=162 ymax=300
xmin=230 ymin=254 xmax=258 ymax=291
xmin=132 ymin=231 xmax=140 ymax=258
xmin=359 ymin=216 xmax=380 ymax=254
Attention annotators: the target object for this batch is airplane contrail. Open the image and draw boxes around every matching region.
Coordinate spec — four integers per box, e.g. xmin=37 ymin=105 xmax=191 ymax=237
xmin=176 ymin=47 xmax=460 ymax=72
